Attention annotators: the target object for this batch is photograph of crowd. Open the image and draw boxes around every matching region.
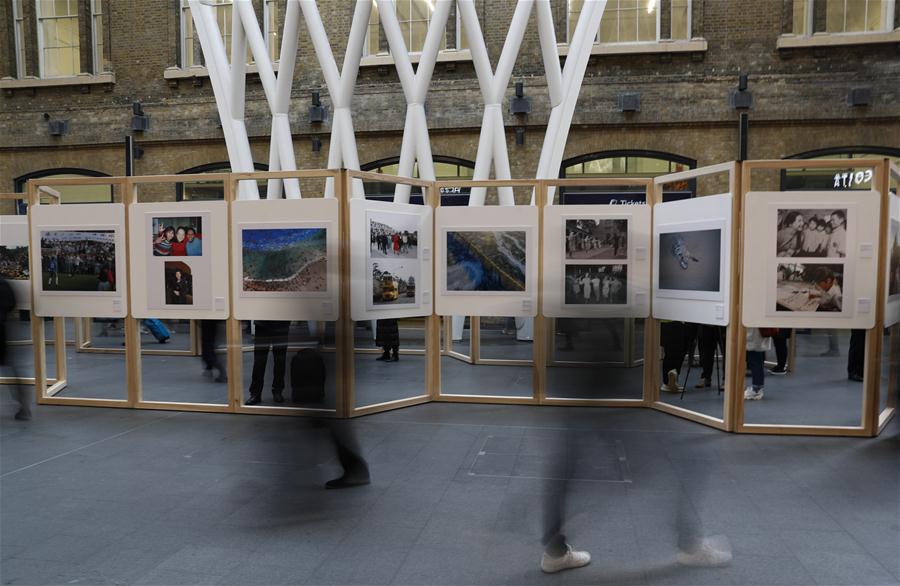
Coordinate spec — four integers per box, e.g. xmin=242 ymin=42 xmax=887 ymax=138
xmin=776 ymin=208 xmax=847 ymax=258
xmin=371 ymin=260 xmax=416 ymax=306
xmin=369 ymin=211 xmax=418 ymax=259
xmin=889 ymin=219 xmax=900 ymax=299
xmin=564 ymin=264 xmax=627 ymax=305
xmin=152 ymin=216 xmax=203 ymax=257
xmin=445 ymin=230 xmax=527 ymax=292
xmin=775 ymin=263 xmax=844 ymax=312
xmin=164 ymin=261 xmax=193 ymax=305
xmin=40 ymin=230 xmax=117 ymax=293
xmin=0 ymin=245 xmax=29 ymax=280
xmin=242 ymin=227 xmax=327 ymax=293
xmin=658 ymin=228 xmax=722 ymax=293
xmin=565 ymin=218 xmax=627 ymax=260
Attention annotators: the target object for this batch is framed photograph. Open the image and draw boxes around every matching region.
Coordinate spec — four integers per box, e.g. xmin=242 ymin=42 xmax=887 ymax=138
xmin=368 ymin=210 xmax=419 ymax=259
xmin=775 ymin=207 xmax=848 ymax=258
xmin=0 ymin=240 xmax=28 ymax=282
xmin=564 ymin=264 xmax=627 ymax=305
xmin=444 ymin=229 xmax=527 ymax=294
xmin=564 ymin=218 xmax=627 ymax=260
xmin=369 ymin=258 xmax=418 ymax=308
xmin=240 ymin=225 xmax=328 ymax=297
xmin=144 ymin=210 xmax=214 ymax=312
xmin=151 ymin=216 xmax=203 ymax=257
xmin=775 ymin=263 xmax=845 ymax=313
xmin=38 ymin=229 xmax=118 ymax=295
xmin=656 ymin=220 xmax=725 ymax=302
xmin=888 ymin=218 xmax=900 ymax=300
xmin=164 ymin=261 xmax=193 ymax=305
xmin=0 ymin=216 xmax=30 ymax=311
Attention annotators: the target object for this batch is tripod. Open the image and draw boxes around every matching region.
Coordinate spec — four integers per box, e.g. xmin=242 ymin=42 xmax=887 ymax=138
xmin=680 ymin=325 xmax=724 ymax=401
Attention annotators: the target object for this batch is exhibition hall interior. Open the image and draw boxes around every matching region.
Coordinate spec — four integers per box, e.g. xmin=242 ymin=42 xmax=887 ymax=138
xmin=1 ymin=1 xmax=899 ymax=585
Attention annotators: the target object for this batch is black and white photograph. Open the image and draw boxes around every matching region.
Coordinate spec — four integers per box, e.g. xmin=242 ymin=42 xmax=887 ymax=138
xmin=658 ymin=228 xmax=722 ymax=293
xmin=164 ymin=261 xmax=193 ymax=305
xmin=564 ymin=264 xmax=627 ymax=305
xmin=565 ymin=218 xmax=627 ymax=260
xmin=40 ymin=230 xmax=117 ymax=293
xmin=369 ymin=211 xmax=419 ymax=259
xmin=776 ymin=208 xmax=847 ymax=258
xmin=370 ymin=259 xmax=417 ymax=307
xmin=775 ymin=262 xmax=844 ymax=312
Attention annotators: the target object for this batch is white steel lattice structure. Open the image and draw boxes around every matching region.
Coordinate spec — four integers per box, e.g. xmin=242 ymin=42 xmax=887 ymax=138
xmin=189 ymin=0 xmax=608 ymax=203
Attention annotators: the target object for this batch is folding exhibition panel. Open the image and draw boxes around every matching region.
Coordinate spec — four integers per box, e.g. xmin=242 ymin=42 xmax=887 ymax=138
xmin=543 ymin=204 xmax=651 ymax=319
xmin=129 ymin=201 xmax=229 ymax=320
xmin=0 ymin=215 xmax=31 ymax=310
xmin=885 ymin=192 xmax=900 ymax=328
xmin=231 ymin=198 xmax=340 ymax=321
xmin=30 ymin=203 xmax=128 ymax=319
xmin=653 ymin=193 xmax=733 ymax=327
xmin=435 ymin=205 xmax=539 ymax=318
xmin=349 ymin=198 xmax=433 ymax=321
xmin=742 ymin=190 xmax=880 ymax=330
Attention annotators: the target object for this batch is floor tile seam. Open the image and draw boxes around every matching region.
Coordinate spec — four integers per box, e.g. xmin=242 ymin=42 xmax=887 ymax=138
xmin=0 ymin=412 xmax=183 ymax=479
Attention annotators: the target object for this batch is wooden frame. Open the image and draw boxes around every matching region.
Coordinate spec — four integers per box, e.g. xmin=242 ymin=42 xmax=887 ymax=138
xmin=647 ymin=162 xmax=740 ymax=431
xmin=735 ymin=158 xmax=891 ymax=437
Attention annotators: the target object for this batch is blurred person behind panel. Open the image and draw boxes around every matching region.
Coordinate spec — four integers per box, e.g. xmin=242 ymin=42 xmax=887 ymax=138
xmin=0 ymin=277 xmax=30 ymax=420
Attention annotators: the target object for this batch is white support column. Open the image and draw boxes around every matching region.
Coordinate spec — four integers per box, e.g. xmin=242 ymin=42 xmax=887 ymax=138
xmin=378 ymin=0 xmax=450 ymax=203
xmin=300 ymin=0 xmax=371 ymax=199
xmin=189 ymin=0 xmax=259 ymax=200
xmin=534 ymin=0 xmax=607 ymax=204
xmin=458 ymin=0 xmax=534 ymax=207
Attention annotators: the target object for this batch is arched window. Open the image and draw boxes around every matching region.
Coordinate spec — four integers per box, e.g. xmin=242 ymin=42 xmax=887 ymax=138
xmin=361 ymin=155 xmax=475 ymax=200
xmin=560 ymin=150 xmax=696 ymax=203
xmin=782 ymin=147 xmax=900 ymax=191
xmin=13 ymin=168 xmax=112 ymax=213
xmin=175 ymin=162 xmax=269 ymax=201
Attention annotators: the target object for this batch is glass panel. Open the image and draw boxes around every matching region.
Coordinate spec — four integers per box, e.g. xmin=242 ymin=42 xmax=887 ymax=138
xmin=546 ymin=318 xmax=645 ymax=400
xmin=440 ymin=316 xmax=532 ymax=397
xmin=599 ymin=0 xmax=620 ymax=41
xmin=52 ymin=316 xmax=127 ymax=400
xmin=671 ymin=0 xmax=689 ymax=39
xmin=410 ymin=19 xmax=428 ymax=52
xmin=743 ymin=328 xmax=864 ymax=427
xmin=240 ymin=320 xmax=338 ymax=410
xmin=630 ymin=156 xmax=671 ymax=174
xmin=367 ymin=2 xmax=381 ymax=54
xmin=845 ymin=0 xmax=866 ymax=31
xmin=792 ymin=0 xmax=810 ymax=34
xmin=866 ymin=0 xmax=885 ymax=31
xmin=353 ymin=318 xmax=427 ymax=408
xmin=568 ymin=0 xmax=585 ymax=41
xmin=450 ymin=316 xmax=472 ymax=357
xmin=825 ymin=0 xmax=847 ymax=32
xmin=478 ymin=317 xmax=533 ymax=361
xmin=637 ymin=0 xmax=657 ymax=41
xmin=658 ymin=322 xmax=726 ymax=419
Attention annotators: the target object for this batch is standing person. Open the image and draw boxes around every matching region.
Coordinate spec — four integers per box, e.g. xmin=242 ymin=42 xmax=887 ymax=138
xmin=776 ymin=211 xmax=805 ymax=257
xmin=170 ymin=227 xmax=188 ymax=256
xmin=846 ymin=329 xmax=865 ymax=382
xmin=391 ymin=232 xmax=401 ymax=256
xmin=185 ymin=227 xmax=202 ymax=256
xmin=170 ymin=269 xmax=189 ymax=304
xmin=769 ymin=328 xmax=791 ymax=375
xmin=744 ymin=328 xmax=772 ymax=400
xmin=154 ymin=226 xmax=175 ymax=256
xmin=401 ymin=232 xmax=409 ymax=254
xmin=580 ymin=271 xmax=592 ymax=304
xmin=591 ymin=270 xmax=602 ymax=303
xmin=827 ymin=210 xmax=847 ymax=257
xmin=0 ymin=277 xmax=30 ymax=420
xmin=96 ymin=263 xmax=114 ymax=292
xmin=200 ymin=320 xmax=226 ymax=383
xmin=375 ymin=318 xmax=399 ymax=362
xmin=47 ymin=255 xmax=59 ymax=287
xmin=246 ymin=320 xmax=291 ymax=405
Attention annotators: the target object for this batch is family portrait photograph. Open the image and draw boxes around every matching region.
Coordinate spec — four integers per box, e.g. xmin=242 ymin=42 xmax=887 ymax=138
xmin=445 ymin=230 xmax=527 ymax=292
xmin=565 ymin=264 xmax=627 ymax=305
xmin=371 ymin=260 xmax=417 ymax=306
xmin=369 ymin=211 xmax=419 ymax=259
xmin=776 ymin=208 xmax=847 ymax=258
xmin=40 ymin=230 xmax=117 ymax=293
xmin=164 ymin=261 xmax=193 ymax=305
xmin=658 ymin=228 xmax=722 ymax=293
xmin=241 ymin=227 xmax=328 ymax=293
xmin=775 ymin=262 xmax=844 ymax=312
xmin=152 ymin=216 xmax=203 ymax=257
xmin=565 ymin=218 xmax=627 ymax=260
xmin=0 ymin=245 xmax=29 ymax=281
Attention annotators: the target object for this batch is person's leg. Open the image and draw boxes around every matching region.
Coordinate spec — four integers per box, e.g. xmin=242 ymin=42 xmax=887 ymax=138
xmin=821 ymin=329 xmax=839 ymax=356
xmin=697 ymin=326 xmax=714 ymax=384
xmin=847 ymin=329 xmax=865 ymax=381
xmin=247 ymin=338 xmax=269 ymax=403
xmin=540 ymin=429 xmax=590 ymax=573
xmin=748 ymin=351 xmax=765 ymax=390
xmin=772 ymin=329 xmax=789 ymax=372
xmin=271 ymin=342 xmax=287 ymax=401
xmin=325 ymin=419 xmax=370 ymax=488
xmin=390 ymin=344 xmax=399 ymax=361
xmin=200 ymin=320 xmax=216 ymax=371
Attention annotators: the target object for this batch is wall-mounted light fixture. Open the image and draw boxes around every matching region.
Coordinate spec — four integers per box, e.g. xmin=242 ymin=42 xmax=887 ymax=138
xmin=131 ymin=101 xmax=150 ymax=132
xmin=729 ymin=72 xmax=752 ymax=110
xmin=311 ymin=136 xmax=322 ymax=152
xmin=847 ymin=87 xmax=872 ymax=107
xmin=515 ymin=126 xmax=525 ymax=146
xmin=617 ymin=92 xmax=641 ymax=113
xmin=309 ymin=90 xmax=327 ymax=123
xmin=509 ymin=81 xmax=531 ymax=115
xmin=44 ymin=113 xmax=68 ymax=136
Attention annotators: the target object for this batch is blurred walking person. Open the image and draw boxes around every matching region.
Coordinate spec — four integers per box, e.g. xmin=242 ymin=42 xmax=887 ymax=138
xmin=0 ymin=277 xmax=30 ymax=420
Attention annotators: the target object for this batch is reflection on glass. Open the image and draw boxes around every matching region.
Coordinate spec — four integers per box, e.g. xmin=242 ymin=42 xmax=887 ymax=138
xmin=440 ymin=316 xmax=532 ymax=397
xmin=354 ymin=319 xmax=427 ymax=408
xmin=658 ymin=322 xmax=726 ymax=419
xmin=53 ymin=316 xmax=126 ymax=400
xmin=479 ymin=316 xmax=533 ymax=361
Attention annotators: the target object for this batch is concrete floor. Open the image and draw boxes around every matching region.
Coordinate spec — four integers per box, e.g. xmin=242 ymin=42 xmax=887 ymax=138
xmin=1 ymin=397 xmax=898 ymax=586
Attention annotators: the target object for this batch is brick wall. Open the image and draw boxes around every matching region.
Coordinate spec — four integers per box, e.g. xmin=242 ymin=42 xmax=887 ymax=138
xmin=1 ymin=0 xmax=898 ymax=191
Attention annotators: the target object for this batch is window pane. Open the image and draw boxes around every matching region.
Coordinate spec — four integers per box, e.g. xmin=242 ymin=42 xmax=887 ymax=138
xmin=568 ymin=0 xmax=585 ymax=42
xmin=599 ymin=0 xmax=619 ymax=42
xmin=671 ymin=0 xmax=689 ymax=39
xmin=397 ymin=0 xmax=412 ymax=22
xmin=866 ymin=0 xmax=885 ymax=31
xmin=410 ymin=20 xmax=428 ymax=52
xmin=630 ymin=157 xmax=670 ymax=174
xmin=411 ymin=0 xmax=430 ymax=20
xmin=825 ymin=0 xmax=846 ymax=32
xmin=367 ymin=3 xmax=381 ymax=54
xmin=638 ymin=1 xmax=657 ymax=41
xmin=792 ymin=0 xmax=809 ymax=34
xmin=845 ymin=0 xmax=866 ymax=31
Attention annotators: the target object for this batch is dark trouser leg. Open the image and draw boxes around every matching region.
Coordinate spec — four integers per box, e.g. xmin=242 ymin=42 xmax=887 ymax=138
xmin=847 ymin=329 xmax=865 ymax=378
xmin=542 ymin=431 xmax=568 ymax=557
xmin=698 ymin=326 xmax=715 ymax=380
xmin=773 ymin=329 xmax=789 ymax=369
xmin=661 ymin=322 xmax=686 ymax=379
xmin=200 ymin=320 xmax=220 ymax=370
xmin=249 ymin=339 xmax=270 ymax=395
xmin=271 ymin=342 xmax=287 ymax=392
xmin=747 ymin=351 xmax=765 ymax=389
xmin=329 ymin=420 xmax=369 ymax=476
